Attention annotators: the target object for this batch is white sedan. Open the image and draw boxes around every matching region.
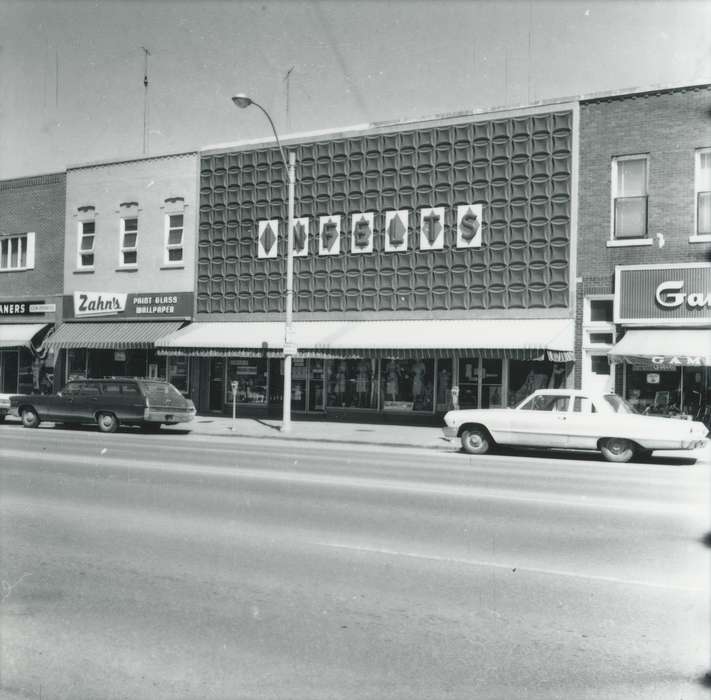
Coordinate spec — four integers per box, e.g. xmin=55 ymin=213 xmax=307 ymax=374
xmin=442 ymin=389 xmax=709 ymax=462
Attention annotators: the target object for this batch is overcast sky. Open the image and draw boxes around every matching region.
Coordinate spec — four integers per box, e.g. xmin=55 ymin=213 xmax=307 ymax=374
xmin=0 ymin=0 xmax=709 ymax=180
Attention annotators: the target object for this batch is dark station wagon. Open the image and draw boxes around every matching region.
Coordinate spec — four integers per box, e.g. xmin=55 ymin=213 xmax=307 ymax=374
xmin=9 ymin=378 xmax=196 ymax=433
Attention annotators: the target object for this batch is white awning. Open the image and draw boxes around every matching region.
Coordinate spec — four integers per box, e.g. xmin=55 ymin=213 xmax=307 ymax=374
xmin=156 ymin=318 xmax=574 ymax=361
xmin=608 ymin=329 xmax=711 ymax=366
xmin=0 ymin=323 xmax=49 ymax=349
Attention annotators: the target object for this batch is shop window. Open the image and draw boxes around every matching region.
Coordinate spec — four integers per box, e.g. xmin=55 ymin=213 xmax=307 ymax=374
xmin=67 ymin=348 xmax=88 ymax=381
xmin=120 ymin=217 xmax=139 ymax=266
xmin=611 ymin=155 xmax=648 ymax=240
xmin=326 ymin=359 xmax=378 ymax=410
xmin=0 ymin=232 xmax=35 ymax=272
xmin=168 ymin=356 xmax=189 ymax=394
xmin=227 ymin=358 xmax=268 ymax=404
xmin=508 ymin=360 xmax=566 ymax=406
xmin=309 ymin=361 xmax=325 ymax=411
xmin=435 ymin=359 xmax=454 ymax=411
xmin=165 ymin=213 xmax=184 ymax=264
xmin=695 ymin=148 xmax=711 ymax=238
xmin=626 ymin=364 xmax=681 ymax=415
xmin=78 ymin=221 xmax=95 ymax=268
xmin=380 ymin=358 xmax=434 ymax=411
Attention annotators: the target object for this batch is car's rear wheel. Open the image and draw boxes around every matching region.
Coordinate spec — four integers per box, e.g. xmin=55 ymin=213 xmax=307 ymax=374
xmin=461 ymin=427 xmax=491 ymax=455
xmin=600 ymin=438 xmax=635 ymax=463
xmin=21 ymin=408 xmax=40 ymax=429
xmin=97 ymin=412 xmax=118 ymax=433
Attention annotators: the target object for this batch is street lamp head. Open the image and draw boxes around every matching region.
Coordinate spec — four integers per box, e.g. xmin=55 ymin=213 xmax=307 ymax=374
xmin=232 ymin=94 xmax=253 ymax=109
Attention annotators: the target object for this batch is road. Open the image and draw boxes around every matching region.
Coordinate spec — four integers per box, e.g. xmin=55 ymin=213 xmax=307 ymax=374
xmin=1 ymin=425 xmax=709 ymax=699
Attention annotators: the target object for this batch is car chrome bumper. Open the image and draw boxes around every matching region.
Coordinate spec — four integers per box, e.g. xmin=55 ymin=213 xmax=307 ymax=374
xmin=442 ymin=426 xmax=458 ymax=439
xmin=145 ymin=410 xmax=195 ymax=424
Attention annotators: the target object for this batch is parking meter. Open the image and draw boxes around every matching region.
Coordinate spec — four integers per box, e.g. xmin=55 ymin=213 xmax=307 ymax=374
xmin=451 ymin=385 xmax=460 ymax=410
xmin=231 ymin=380 xmax=239 ymax=429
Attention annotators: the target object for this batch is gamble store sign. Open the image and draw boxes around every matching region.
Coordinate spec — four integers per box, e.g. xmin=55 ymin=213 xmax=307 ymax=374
xmin=614 ymin=263 xmax=711 ymax=326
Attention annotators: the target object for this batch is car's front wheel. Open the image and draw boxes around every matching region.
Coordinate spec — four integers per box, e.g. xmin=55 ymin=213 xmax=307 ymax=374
xmin=21 ymin=408 xmax=40 ymax=429
xmin=600 ymin=438 xmax=635 ymax=463
xmin=461 ymin=427 xmax=491 ymax=455
xmin=97 ymin=412 xmax=119 ymax=433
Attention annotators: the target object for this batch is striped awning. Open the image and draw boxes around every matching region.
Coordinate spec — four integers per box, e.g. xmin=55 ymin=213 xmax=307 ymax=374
xmin=156 ymin=318 xmax=574 ymax=362
xmin=0 ymin=323 xmax=49 ymax=349
xmin=44 ymin=321 xmax=185 ymax=350
xmin=608 ymin=329 xmax=711 ymax=366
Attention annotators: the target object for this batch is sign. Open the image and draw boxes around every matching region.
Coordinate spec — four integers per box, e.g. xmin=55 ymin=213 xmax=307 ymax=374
xmin=615 ymin=263 xmax=711 ymax=325
xmin=0 ymin=300 xmax=56 ymax=316
xmin=64 ymin=291 xmax=193 ymax=320
xmin=646 ymin=373 xmax=660 ymax=384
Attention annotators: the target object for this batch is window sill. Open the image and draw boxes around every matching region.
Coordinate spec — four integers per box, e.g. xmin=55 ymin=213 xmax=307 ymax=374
xmin=115 ymin=266 xmax=138 ymax=272
xmin=0 ymin=266 xmax=34 ymax=273
xmin=689 ymin=235 xmax=711 ymax=243
xmin=160 ymin=264 xmax=185 ymax=270
xmin=73 ymin=268 xmax=95 ymax=274
xmin=606 ymin=238 xmax=653 ymax=248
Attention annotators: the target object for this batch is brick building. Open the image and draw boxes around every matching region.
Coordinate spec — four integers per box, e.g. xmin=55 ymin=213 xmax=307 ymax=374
xmin=44 ymin=153 xmax=199 ymax=392
xmin=157 ymin=102 xmax=578 ymax=419
xmin=0 ymin=172 xmax=65 ymax=394
xmin=576 ymin=83 xmax=711 ymax=423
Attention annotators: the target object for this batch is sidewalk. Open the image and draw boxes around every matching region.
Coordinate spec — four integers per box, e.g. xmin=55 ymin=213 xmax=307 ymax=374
xmin=176 ymin=414 xmax=452 ymax=451
xmin=174 ymin=414 xmax=711 ymax=464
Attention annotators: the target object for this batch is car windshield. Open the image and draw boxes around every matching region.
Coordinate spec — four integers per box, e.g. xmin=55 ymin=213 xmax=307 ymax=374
xmin=602 ymin=394 xmax=639 ymax=414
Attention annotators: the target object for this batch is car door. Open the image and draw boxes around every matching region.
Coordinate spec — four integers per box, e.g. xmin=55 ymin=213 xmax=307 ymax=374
xmin=46 ymin=381 xmax=82 ymax=421
xmin=564 ymin=396 xmax=601 ymax=450
xmin=508 ymin=393 xmax=571 ymax=447
xmin=74 ymin=381 xmax=102 ymax=422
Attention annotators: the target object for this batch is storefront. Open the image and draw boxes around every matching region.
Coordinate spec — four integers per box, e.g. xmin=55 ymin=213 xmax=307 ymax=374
xmin=156 ymin=318 xmax=573 ymax=418
xmin=45 ymin=290 xmax=193 ymax=393
xmin=609 ymin=263 xmax=711 ymax=424
xmin=0 ymin=299 xmax=58 ymax=394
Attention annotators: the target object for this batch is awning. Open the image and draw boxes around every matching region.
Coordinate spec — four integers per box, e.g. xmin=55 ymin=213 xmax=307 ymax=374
xmin=156 ymin=318 xmax=574 ymax=361
xmin=0 ymin=323 xmax=49 ymax=349
xmin=608 ymin=329 xmax=711 ymax=366
xmin=44 ymin=321 xmax=185 ymax=350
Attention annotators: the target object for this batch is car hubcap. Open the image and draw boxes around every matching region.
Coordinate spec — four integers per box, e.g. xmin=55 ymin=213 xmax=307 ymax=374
xmin=100 ymin=416 xmax=112 ymax=428
xmin=468 ymin=434 xmax=482 ymax=449
xmin=608 ymin=440 xmax=625 ymax=455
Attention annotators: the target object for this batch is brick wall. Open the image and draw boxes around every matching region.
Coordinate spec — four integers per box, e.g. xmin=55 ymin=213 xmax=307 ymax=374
xmin=574 ymin=85 xmax=711 ymax=387
xmin=0 ymin=173 xmax=66 ymax=301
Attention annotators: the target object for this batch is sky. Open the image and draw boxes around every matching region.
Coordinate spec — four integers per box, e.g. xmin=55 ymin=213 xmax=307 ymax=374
xmin=0 ymin=0 xmax=709 ymax=180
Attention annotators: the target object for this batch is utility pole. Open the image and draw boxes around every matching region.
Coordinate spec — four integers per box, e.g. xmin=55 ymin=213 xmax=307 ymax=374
xmin=141 ymin=47 xmax=151 ymax=155
xmin=284 ymin=66 xmax=294 ymax=131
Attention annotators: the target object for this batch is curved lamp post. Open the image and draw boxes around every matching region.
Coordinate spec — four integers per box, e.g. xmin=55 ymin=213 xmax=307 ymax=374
xmin=232 ymin=94 xmax=296 ymax=432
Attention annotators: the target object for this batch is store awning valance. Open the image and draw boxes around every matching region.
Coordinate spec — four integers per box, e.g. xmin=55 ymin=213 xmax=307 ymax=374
xmin=44 ymin=321 xmax=185 ymax=350
xmin=156 ymin=318 xmax=574 ymax=361
xmin=608 ymin=329 xmax=711 ymax=366
xmin=0 ymin=323 xmax=49 ymax=349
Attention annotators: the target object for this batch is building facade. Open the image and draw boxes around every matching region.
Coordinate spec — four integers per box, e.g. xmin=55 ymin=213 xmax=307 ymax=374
xmin=0 ymin=172 xmax=65 ymax=394
xmin=157 ymin=103 xmax=578 ymax=419
xmin=46 ymin=153 xmax=199 ymax=393
xmin=576 ymin=83 xmax=711 ymax=424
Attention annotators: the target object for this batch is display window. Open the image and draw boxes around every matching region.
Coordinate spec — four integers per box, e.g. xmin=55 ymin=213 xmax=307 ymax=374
xmin=435 ymin=359 xmax=454 ymax=411
xmin=381 ymin=358 xmax=434 ymax=411
xmin=168 ymin=356 xmax=189 ymax=393
xmin=67 ymin=348 xmax=88 ymax=381
xmin=309 ymin=360 xmax=325 ymax=411
xmin=507 ymin=360 xmax=566 ymax=406
xmin=326 ymin=359 xmax=378 ymax=409
xmin=227 ymin=358 xmax=268 ymax=404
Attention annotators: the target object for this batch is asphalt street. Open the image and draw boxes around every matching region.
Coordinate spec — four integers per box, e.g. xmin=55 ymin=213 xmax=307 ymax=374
xmin=1 ymin=425 xmax=709 ymax=700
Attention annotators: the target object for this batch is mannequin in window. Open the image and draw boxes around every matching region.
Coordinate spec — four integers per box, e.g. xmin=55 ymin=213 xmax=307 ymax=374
xmin=412 ymin=360 xmax=426 ymax=401
xmin=355 ymin=360 xmax=369 ymax=407
xmin=437 ymin=367 xmax=451 ymax=406
xmin=385 ymin=360 xmax=400 ymax=403
xmin=335 ymin=361 xmax=347 ymax=406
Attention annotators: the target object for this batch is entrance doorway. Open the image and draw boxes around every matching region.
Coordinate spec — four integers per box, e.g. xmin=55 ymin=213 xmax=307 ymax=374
xmin=209 ymin=358 xmax=225 ymax=411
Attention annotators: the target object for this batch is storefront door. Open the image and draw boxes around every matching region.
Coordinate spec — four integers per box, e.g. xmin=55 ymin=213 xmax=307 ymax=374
xmin=209 ymin=358 xmax=225 ymax=411
xmin=1 ymin=351 xmax=18 ymax=393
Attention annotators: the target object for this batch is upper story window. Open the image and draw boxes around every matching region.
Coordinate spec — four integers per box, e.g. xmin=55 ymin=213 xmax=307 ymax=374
xmin=611 ymin=155 xmax=648 ymax=240
xmin=165 ymin=213 xmax=184 ymax=264
xmin=77 ymin=221 xmax=95 ymax=268
xmin=696 ymin=148 xmax=711 ymax=237
xmin=120 ymin=217 xmax=138 ymax=266
xmin=0 ymin=232 xmax=35 ymax=272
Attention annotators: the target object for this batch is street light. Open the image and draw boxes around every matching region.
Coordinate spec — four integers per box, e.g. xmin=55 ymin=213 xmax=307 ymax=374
xmin=232 ymin=93 xmax=296 ymax=432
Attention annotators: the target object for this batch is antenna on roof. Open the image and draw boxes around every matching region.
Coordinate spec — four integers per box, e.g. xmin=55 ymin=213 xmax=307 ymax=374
xmin=141 ymin=46 xmax=151 ymax=155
